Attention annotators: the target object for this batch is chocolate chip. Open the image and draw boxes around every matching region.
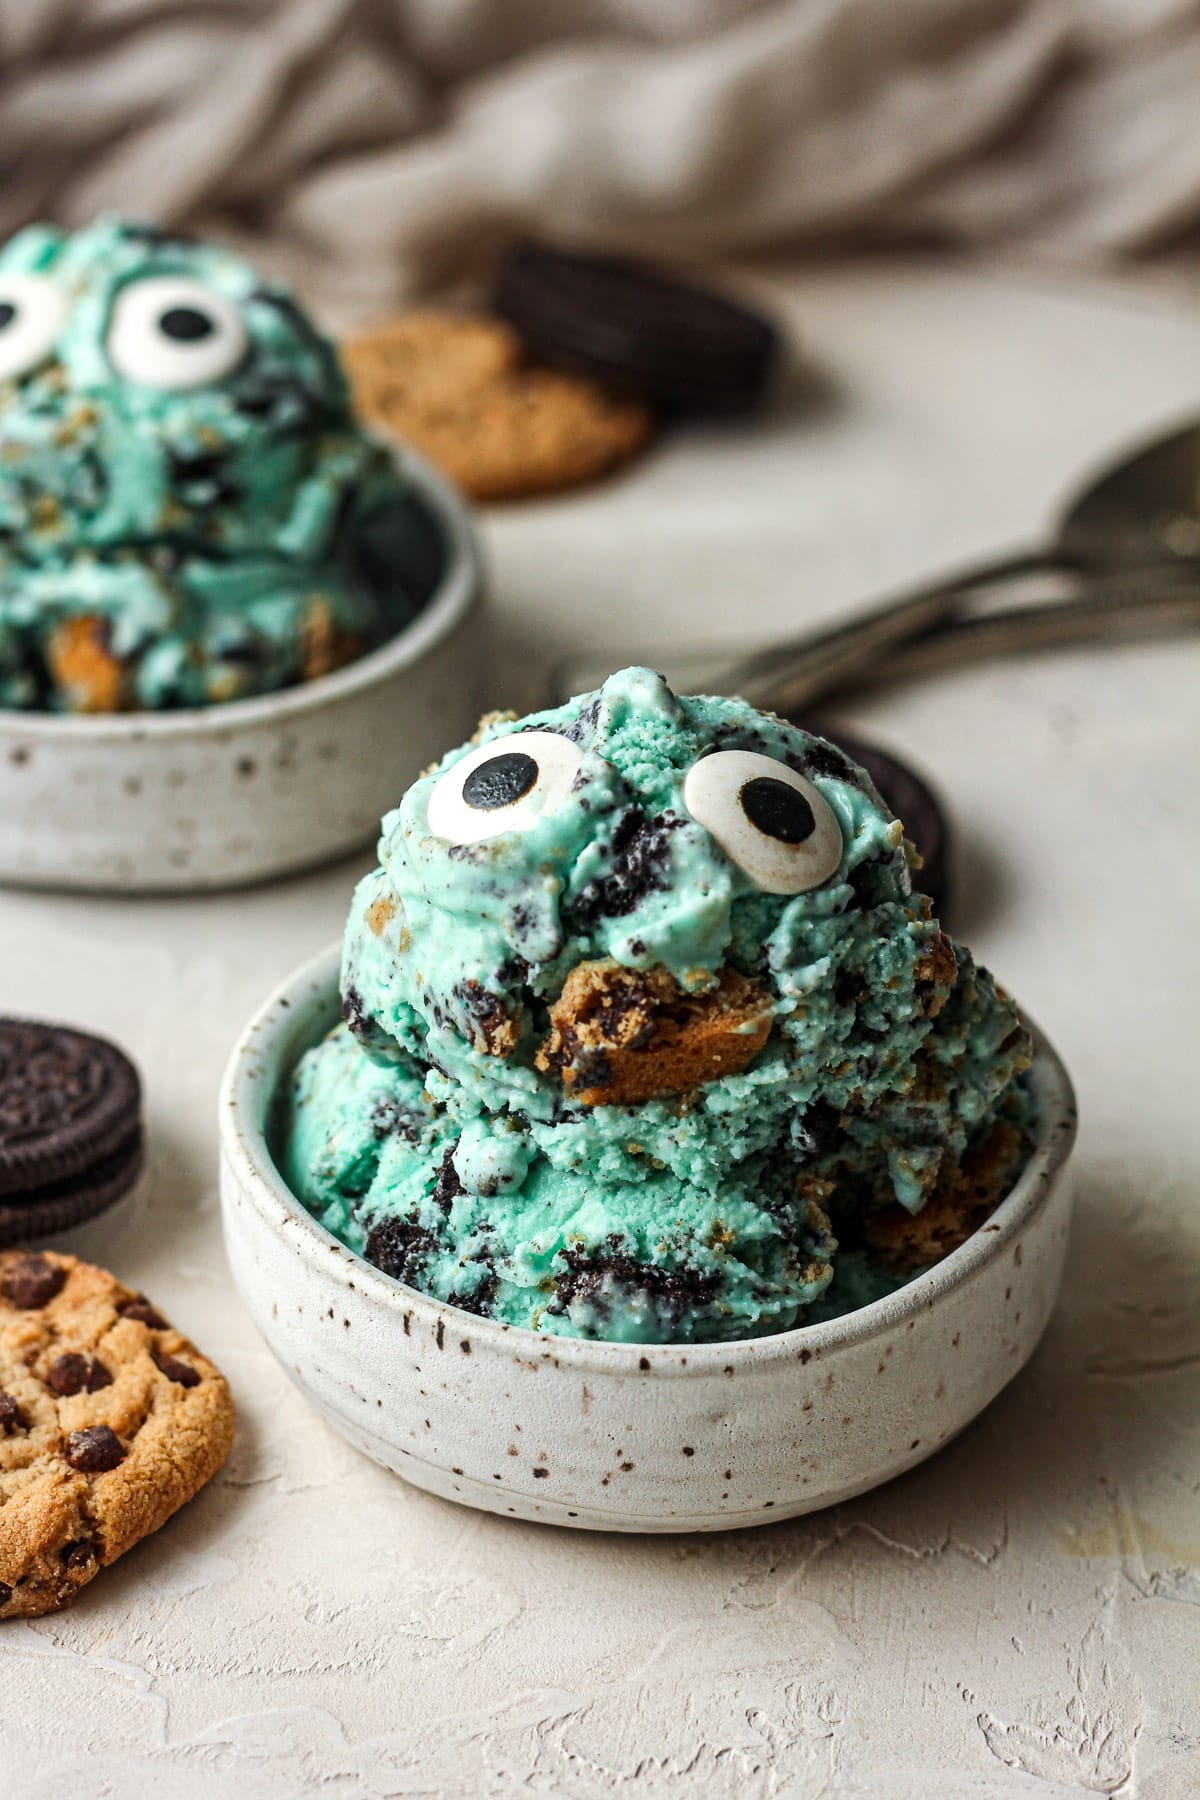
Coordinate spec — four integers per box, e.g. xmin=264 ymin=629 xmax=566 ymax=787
xmin=87 ymin=1358 xmax=113 ymax=1393
xmin=0 ymin=1391 xmax=24 ymax=1435
xmin=62 ymin=1541 xmax=95 ymax=1572
xmin=63 ymin=1425 xmax=126 ymax=1473
xmin=4 ymin=1256 xmax=66 ymax=1310
xmin=0 ymin=1582 xmax=11 ymax=1608
xmin=151 ymin=1347 xmax=200 ymax=1388
xmin=119 ymin=1298 xmax=166 ymax=1329
xmin=46 ymin=1353 xmax=91 ymax=1397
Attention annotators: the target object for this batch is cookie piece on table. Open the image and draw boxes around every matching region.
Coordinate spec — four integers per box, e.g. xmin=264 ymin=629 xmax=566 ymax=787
xmin=0 ymin=1019 xmax=144 ymax=1247
xmin=342 ymin=312 xmax=654 ymax=501
xmin=0 ymin=1251 xmax=234 ymax=1619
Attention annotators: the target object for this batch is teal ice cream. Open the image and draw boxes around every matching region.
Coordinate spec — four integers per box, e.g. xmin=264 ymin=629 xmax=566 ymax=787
xmin=284 ymin=668 xmax=1033 ymax=1343
xmin=0 ymin=218 xmax=424 ymax=711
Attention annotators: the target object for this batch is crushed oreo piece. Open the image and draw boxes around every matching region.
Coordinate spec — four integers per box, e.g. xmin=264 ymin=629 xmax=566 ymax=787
xmin=432 ymin=1145 xmax=466 ymax=1211
xmin=365 ymin=1214 xmax=437 ymax=1286
xmin=569 ymin=807 xmax=683 ymax=924
xmin=553 ymin=1239 xmax=720 ymax=1326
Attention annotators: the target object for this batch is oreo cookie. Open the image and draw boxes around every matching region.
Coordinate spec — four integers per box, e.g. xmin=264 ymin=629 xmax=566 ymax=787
xmin=493 ymin=240 xmax=780 ymax=418
xmin=800 ymin=721 xmax=952 ymax=915
xmin=0 ymin=1020 xmax=144 ymax=1247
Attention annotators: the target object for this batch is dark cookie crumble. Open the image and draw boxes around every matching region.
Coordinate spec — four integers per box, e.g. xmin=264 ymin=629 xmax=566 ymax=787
xmin=365 ymin=1214 xmax=437 ymax=1287
xmin=568 ymin=807 xmax=683 ymax=925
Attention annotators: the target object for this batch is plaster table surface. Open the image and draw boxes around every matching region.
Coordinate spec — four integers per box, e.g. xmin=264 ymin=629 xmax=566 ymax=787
xmin=1 ymin=256 xmax=1198 ymax=1799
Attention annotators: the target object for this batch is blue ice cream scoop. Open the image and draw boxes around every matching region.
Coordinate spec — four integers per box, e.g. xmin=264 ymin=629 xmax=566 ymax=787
xmin=0 ymin=217 xmax=424 ymax=711
xmin=284 ymin=667 xmax=1033 ymax=1344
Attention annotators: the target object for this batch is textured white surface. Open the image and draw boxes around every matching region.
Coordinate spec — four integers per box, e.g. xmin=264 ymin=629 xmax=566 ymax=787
xmin=1 ymin=258 xmax=1198 ymax=1796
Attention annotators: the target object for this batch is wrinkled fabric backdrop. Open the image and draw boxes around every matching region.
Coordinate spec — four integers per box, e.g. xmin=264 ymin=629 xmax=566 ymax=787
xmin=1 ymin=0 xmax=1197 ymax=318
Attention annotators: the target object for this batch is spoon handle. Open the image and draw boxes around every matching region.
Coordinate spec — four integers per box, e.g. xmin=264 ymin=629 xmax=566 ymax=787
xmin=728 ymin=546 xmax=1058 ymax=712
xmin=836 ymin=572 xmax=1200 ymax=690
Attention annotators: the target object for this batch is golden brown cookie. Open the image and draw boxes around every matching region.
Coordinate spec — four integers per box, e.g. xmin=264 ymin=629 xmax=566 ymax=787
xmin=537 ymin=959 xmax=773 ymax=1107
xmin=45 ymin=617 xmax=129 ymax=714
xmin=0 ymin=1251 xmax=234 ymax=1620
xmin=862 ymin=1120 xmax=1026 ymax=1274
xmin=342 ymin=311 xmax=654 ymax=501
xmin=301 ymin=597 xmax=362 ymax=682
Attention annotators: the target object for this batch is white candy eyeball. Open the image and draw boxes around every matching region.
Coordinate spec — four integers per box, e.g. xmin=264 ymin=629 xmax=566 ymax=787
xmin=106 ymin=277 xmax=248 ymax=389
xmin=427 ymin=730 xmax=584 ymax=845
xmin=683 ymin=749 xmax=844 ymax=895
xmin=0 ymin=275 xmax=68 ymax=382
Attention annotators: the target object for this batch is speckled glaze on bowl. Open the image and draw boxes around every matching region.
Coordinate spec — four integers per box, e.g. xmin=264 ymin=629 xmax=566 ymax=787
xmin=219 ymin=945 xmax=1078 ymax=1533
xmin=0 ymin=448 xmax=484 ymax=893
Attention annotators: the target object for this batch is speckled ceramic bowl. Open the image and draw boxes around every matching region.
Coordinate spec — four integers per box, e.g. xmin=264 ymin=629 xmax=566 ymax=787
xmin=0 ymin=448 xmax=484 ymax=893
xmin=219 ymin=945 xmax=1077 ymax=1533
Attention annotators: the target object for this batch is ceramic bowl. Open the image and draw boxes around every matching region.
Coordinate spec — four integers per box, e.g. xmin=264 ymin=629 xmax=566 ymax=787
xmin=219 ymin=945 xmax=1078 ymax=1534
xmin=0 ymin=449 xmax=485 ymax=893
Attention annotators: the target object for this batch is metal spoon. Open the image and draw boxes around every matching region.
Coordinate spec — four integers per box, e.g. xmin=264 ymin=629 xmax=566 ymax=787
xmin=723 ymin=423 xmax=1200 ymax=710
xmin=551 ymin=422 xmax=1200 ymax=707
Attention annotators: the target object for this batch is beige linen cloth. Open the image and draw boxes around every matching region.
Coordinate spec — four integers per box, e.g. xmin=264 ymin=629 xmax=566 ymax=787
xmin=1 ymin=0 xmax=1198 ymax=316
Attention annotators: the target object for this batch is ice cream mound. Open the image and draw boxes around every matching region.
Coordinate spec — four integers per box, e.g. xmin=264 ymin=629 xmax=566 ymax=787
xmin=282 ymin=667 xmax=1034 ymax=1344
xmin=0 ymin=218 xmax=428 ymax=712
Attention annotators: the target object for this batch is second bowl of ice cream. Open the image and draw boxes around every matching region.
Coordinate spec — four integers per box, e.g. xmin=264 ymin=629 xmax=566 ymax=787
xmin=0 ymin=218 xmax=484 ymax=889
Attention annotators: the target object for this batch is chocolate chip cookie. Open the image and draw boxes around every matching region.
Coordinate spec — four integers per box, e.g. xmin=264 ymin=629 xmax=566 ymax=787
xmin=0 ymin=1251 xmax=234 ymax=1618
xmin=342 ymin=312 xmax=654 ymax=501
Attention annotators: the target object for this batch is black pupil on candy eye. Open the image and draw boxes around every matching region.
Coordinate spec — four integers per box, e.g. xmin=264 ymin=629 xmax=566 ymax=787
xmin=159 ymin=306 xmax=214 ymax=342
xmin=740 ymin=776 xmax=816 ymax=843
xmin=462 ymin=751 xmax=539 ymax=811
xmin=0 ymin=304 xmax=15 ymax=331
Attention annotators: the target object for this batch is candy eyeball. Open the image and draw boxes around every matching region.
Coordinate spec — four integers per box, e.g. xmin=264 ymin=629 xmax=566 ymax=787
xmin=106 ymin=276 xmax=248 ymax=389
xmin=683 ymin=749 xmax=844 ymax=894
xmin=0 ymin=275 xmax=68 ymax=383
xmin=427 ymin=730 xmax=585 ymax=845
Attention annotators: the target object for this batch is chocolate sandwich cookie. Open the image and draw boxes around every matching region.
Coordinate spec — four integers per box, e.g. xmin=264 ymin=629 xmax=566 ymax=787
xmin=800 ymin=722 xmax=951 ymax=916
xmin=0 ymin=1020 xmax=144 ymax=1246
xmin=0 ymin=1251 xmax=234 ymax=1618
xmin=493 ymin=240 xmax=781 ymax=417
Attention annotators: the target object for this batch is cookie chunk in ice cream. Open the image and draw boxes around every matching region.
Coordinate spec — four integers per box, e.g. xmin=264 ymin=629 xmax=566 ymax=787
xmin=0 ymin=218 xmax=427 ymax=711
xmin=284 ymin=667 xmax=1033 ymax=1343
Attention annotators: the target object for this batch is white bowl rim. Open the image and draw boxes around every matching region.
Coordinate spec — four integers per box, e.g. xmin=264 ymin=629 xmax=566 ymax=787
xmin=0 ymin=446 xmax=483 ymax=742
xmin=220 ymin=942 xmax=1078 ymax=1378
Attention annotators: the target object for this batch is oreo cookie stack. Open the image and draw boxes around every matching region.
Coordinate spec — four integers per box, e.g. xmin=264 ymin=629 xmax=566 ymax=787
xmin=0 ymin=1020 xmax=144 ymax=1246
